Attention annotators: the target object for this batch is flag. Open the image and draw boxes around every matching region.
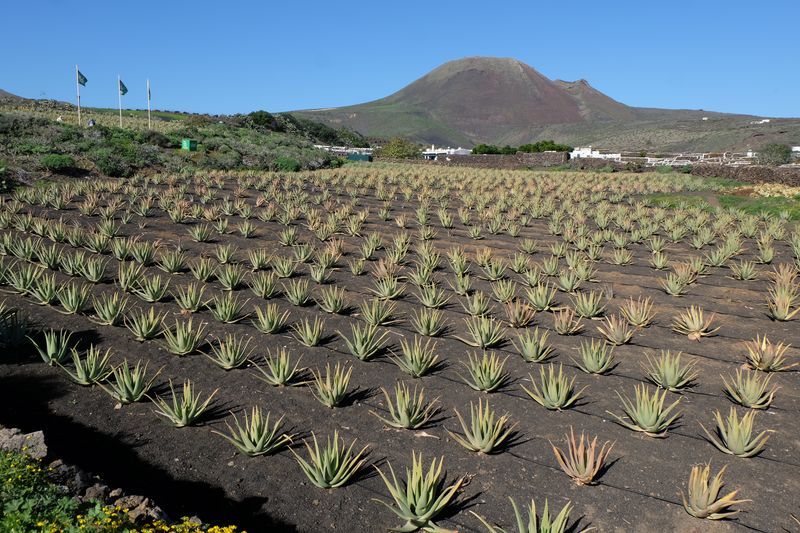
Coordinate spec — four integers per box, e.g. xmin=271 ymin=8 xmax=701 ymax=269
xmin=147 ymin=80 xmax=151 ymax=100
xmin=77 ymin=70 xmax=88 ymax=86
xmin=119 ymin=79 xmax=128 ymax=96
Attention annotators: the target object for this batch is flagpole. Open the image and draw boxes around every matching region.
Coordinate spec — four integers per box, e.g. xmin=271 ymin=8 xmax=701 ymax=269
xmin=117 ymin=75 xmax=123 ymax=128
xmin=147 ymin=79 xmax=151 ymax=130
xmin=76 ymin=65 xmax=82 ymax=126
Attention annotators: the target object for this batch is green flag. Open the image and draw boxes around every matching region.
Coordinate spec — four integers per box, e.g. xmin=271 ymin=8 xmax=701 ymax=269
xmin=77 ymin=70 xmax=87 ymax=86
xmin=119 ymin=79 xmax=128 ymax=96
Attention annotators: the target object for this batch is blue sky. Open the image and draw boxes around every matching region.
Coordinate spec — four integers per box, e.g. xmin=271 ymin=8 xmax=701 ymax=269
xmin=2 ymin=0 xmax=798 ymax=117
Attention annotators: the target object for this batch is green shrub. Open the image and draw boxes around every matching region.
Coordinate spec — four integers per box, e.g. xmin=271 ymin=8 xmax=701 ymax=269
xmin=375 ymin=137 xmax=421 ymax=158
xmin=274 ymin=155 xmax=301 ymax=172
xmin=0 ymin=449 xmax=237 ymax=531
xmin=655 ymin=165 xmax=674 ymax=174
xmin=249 ymin=110 xmax=278 ymax=129
xmin=39 ymin=154 xmax=75 ymax=172
xmin=90 ymin=148 xmax=132 ymax=177
xmin=757 ymin=143 xmax=792 ymax=166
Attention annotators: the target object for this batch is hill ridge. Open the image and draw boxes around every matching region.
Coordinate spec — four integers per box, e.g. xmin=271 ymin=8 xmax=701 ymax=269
xmin=293 ymin=56 xmax=800 ymax=152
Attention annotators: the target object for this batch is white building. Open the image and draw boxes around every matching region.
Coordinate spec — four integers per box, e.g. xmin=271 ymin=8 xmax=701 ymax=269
xmin=421 ymin=145 xmax=472 ymax=160
xmin=569 ymin=146 xmax=622 ymax=161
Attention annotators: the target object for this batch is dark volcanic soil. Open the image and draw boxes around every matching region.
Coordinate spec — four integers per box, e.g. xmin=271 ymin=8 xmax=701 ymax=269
xmin=1 ymin=178 xmax=799 ymax=533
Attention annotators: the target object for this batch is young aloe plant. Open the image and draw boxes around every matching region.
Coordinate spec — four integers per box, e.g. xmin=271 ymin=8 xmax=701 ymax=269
xmin=642 ymin=351 xmax=697 ymax=392
xmin=212 ymin=406 xmax=293 ymax=457
xmin=252 ymin=347 xmax=304 ymax=387
xmin=472 ymin=497 xmax=579 ymax=533
xmin=550 ymin=427 xmax=614 ymax=486
xmin=91 ymin=292 xmax=129 ymax=326
xmin=681 ymin=464 xmax=749 ymax=520
xmin=292 ymin=316 xmax=326 ymax=347
xmin=447 ymin=398 xmax=516 ymax=454
xmin=208 ymin=292 xmax=250 ymax=323
xmin=61 ymin=344 xmax=113 ymax=386
xmin=672 ymin=306 xmax=719 ymax=341
xmin=100 ymin=359 xmax=161 ymax=404
xmin=252 ymin=303 xmax=290 ymax=334
xmin=373 ymin=452 xmax=464 ymax=532
xmin=28 ymin=329 xmax=73 ymax=365
xmin=162 ymin=318 xmax=207 ymax=356
xmin=458 ymin=351 xmax=509 ymax=392
xmin=124 ymin=307 xmax=166 ymax=341
xmin=393 ymin=336 xmax=440 ymax=378
xmin=370 ymin=382 xmax=439 ymax=430
xmin=206 ymin=333 xmax=253 ymax=370
xmin=721 ymin=369 xmax=777 ymax=409
xmin=608 ymin=384 xmax=682 ymax=437
xmin=459 ymin=316 xmax=506 ymax=349
xmin=152 ymin=379 xmax=218 ymax=427
xmin=512 ymin=327 xmax=555 ymax=363
xmin=522 ymin=364 xmax=585 ymax=410
xmin=338 ymin=322 xmax=388 ymax=361
xmin=596 ymin=314 xmax=633 ymax=346
xmin=310 ymin=362 xmax=352 ymax=408
xmin=700 ymin=407 xmax=771 ymax=457
xmin=574 ymin=339 xmax=616 ymax=375
xmin=619 ymin=296 xmax=655 ymax=327
xmin=291 ymin=431 xmax=368 ymax=489
xmin=742 ymin=335 xmax=796 ymax=372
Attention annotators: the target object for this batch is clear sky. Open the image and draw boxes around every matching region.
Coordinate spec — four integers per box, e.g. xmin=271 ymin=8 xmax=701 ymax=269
xmin=2 ymin=0 xmax=798 ymax=117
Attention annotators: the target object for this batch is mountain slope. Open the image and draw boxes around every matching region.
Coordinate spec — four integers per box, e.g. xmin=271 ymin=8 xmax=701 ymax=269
xmin=294 ymin=57 xmax=800 ymax=152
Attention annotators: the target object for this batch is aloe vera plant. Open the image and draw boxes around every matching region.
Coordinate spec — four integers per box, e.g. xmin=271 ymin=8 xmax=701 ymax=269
xmin=206 ymin=333 xmax=253 ymax=370
xmin=291 ymin=432 xmax=367 ymax=489
xmin=550 ymin=427 xmax=614 ymax=485
xmin=61 ymin=344 xmax=113 ymax=386
xmin=721 ymin=369 xmax=777 ymax=409
xmin=459 ymin=351 xmax=509 ymax=392
xmin=459 ymin=316 xmax=506 ymax=348
xmin=700 ymin=407 xmax=770 ymax=457
xmin=152 ymin=379 xmax=218 ymax=427
xmin=574 ymin=339 xmax=616 ymax=375
xmin=100 ymin=359 xmax=161 ymax=404
xmin=447 ymin=398 xmax=516 ymax=454
xmin=373 ymin=452 xmax=464 ymax=532
xmin=29 ymin=329 xmax=73 ymax=365
xmin=212 ymin=407 xmax=293 ymax=456
xmin=472 ymin=498 xmax=579 ymax=533
xmin=681 ymin=464 xmax=749 ymax=520
xmin=608 ymin=384 xmax=682 ymax=437
xmin=643 ymin=351 xmax=697 ymax=392
xmin=252 ymin=347 xmax=304 ymax=386
xmin=742 ymin=335 xmax=796 ymax=372
xmin=310 ymin=362 xmax=352 ymax=407
xmin=393 ymin=336 xmax=440 ymax=378
xmin=672 ymin=306 xmax=719 ymax=341
xmin=512 ymin=327 xmax=555 ymax=363
xmin=522 ymin=364 xmax=584 ymax=410
xmin=338 ymin=322 xmax=388 ymax=361
xmin=370 ymin=382 xmax=439 ymax=430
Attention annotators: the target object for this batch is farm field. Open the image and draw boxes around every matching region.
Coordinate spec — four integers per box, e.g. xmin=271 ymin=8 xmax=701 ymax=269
xmin=1 ymin=164 xmax=799 ymax=532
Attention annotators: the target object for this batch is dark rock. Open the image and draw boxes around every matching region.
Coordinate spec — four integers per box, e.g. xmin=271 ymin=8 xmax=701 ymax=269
xmin=0 ymin=426 xmax=48 ymax=458
xmin=82 ymin=482 xmax=110 ymax=502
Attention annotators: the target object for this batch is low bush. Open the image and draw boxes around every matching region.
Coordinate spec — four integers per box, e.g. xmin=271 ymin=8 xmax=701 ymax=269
xmin=39 ymin=153 xmax=75 ymax=172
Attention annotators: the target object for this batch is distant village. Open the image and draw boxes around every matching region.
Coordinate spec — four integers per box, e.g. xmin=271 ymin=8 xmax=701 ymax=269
xmin=314 ymin=143 xmax=800 ymax=167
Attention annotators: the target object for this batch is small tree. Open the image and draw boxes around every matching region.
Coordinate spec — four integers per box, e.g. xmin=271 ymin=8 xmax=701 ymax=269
xmin=757 ymin=144 xmax=792 ymax=166
xmin=375 ymin=138 xmax=420 ymax=159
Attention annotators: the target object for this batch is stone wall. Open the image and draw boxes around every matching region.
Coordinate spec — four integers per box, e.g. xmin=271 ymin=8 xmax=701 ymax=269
xmin=690 ymin=164 xmax=800 ymax=186
xmin=376 ymin=151 xmax=568 ymax=169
